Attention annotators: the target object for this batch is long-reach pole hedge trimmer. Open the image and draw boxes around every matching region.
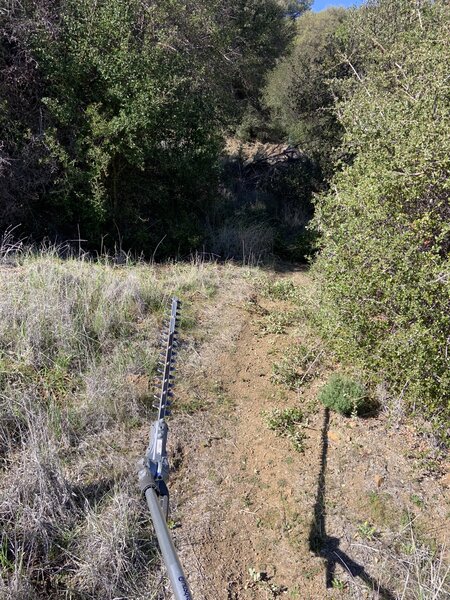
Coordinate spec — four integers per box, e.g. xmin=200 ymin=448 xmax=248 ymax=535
xmin=137 ymin=297 xmax=193 ymax=600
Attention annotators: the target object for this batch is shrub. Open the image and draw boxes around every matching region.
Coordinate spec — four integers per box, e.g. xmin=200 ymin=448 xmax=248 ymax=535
xmin=312 ymin=0 xmax=450 ymax=440
xmin=264 ymin=407 xmax=306 ymax=451
xmin=319 ymin=374 xmax=366 ymax=416
xmin=271 ymin=344 xmax=323 ymax=389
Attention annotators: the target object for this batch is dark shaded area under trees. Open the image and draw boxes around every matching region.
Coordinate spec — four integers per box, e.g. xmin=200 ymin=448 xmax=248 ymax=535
xmin=0 ymin=0 xmax=300 ymax=256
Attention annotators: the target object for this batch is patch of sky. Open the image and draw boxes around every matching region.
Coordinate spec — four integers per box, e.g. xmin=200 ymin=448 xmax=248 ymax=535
xmin=311 ymin=0 xmax=365 ymax=11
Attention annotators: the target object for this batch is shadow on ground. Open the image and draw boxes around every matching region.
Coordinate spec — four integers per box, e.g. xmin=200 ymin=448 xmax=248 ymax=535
xmin=309 ymin=408 xmax=395 ymax=599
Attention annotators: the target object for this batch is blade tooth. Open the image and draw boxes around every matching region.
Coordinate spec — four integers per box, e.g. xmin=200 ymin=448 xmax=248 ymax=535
xmin=167 ymin=391 xmax=174 ymax=397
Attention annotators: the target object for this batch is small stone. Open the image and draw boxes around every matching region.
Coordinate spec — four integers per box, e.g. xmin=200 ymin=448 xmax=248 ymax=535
xmin=328 ymin=430 xmax=340 ymax=443
xmin=440 ymin=473 xmax=450 ymax=487
xmin=374 ymin=474 xmax=385 ymax=488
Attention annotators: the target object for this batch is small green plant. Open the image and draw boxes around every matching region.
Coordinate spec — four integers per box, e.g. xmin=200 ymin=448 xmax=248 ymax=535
xmin=260 ymin=311 xmax=291 ymax=335
xmin=319 ymin=374 xmax=366 ymax=416
xmin=264 ymin=407 xmax=306 ymax=452
xmin=271 ymin=344 xmax=321 ymax=390
xmin=357 ymin=521 xmax=377 ymax=541
xmin=260 ymin=278 xmax=299 ymax=302
xmin=331 ymin=577 xmax=346 ymax=591
xmin=0 ymin=538 xmax=14 ymax=572
xmin=410 ymin=494 xmax=424 ymax=508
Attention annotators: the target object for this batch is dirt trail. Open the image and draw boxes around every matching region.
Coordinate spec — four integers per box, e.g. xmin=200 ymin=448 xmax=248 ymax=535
xmin=168 ymin=269 xmax=449 ymax=600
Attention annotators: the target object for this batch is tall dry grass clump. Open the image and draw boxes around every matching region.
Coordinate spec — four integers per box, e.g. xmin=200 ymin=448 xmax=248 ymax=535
xmin=0 ymin=246 xmax=223 ymax=598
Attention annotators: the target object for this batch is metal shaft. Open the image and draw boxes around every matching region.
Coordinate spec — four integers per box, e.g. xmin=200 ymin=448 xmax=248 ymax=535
xmin=145 ymin=487 xmax=193 ymax=600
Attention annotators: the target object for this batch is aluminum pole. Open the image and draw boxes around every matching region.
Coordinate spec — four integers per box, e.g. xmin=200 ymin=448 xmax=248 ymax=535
xmin=145 ymin=487 xmax=193 ymax=600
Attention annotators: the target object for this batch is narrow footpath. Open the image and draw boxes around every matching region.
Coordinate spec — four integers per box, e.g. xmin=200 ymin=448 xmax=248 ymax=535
xmin=168 ymin=268 xmax=449 ymax=600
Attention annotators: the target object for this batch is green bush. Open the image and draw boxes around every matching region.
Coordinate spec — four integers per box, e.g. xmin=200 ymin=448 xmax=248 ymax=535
xmin=1 ymin=0 xmax=292 ymax=255
xmin=319 ymin=375 xmax=366 ymax=416
xmin=312 ymin=0 xmax=450 ymax=440
xmin=264 ymin=8 xmax=349 ymax=177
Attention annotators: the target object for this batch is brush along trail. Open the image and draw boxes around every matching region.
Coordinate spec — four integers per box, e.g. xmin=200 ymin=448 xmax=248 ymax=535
xmin=164 ymin=267 xmax=449 ymax=600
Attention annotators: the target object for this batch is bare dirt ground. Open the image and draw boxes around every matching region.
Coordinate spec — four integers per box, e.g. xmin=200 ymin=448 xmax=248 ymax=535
xmin=165 ymin=267 xmax=449 ymax=600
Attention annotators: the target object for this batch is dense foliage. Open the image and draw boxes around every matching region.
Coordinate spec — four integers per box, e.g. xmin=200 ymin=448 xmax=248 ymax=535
xmin=0 ymin=0 xmax=294 ymax=254
xmin=319 ymin=375 xmax=366 ymax=416
xmin=264 ymin=8 xmax=349 ymax=176
xmin=313 ymin=0 xmax=450 ymax=438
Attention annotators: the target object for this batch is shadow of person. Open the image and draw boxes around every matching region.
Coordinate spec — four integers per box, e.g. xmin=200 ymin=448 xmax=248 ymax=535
xmin=308 ymin=408 xmax=395 ymax=600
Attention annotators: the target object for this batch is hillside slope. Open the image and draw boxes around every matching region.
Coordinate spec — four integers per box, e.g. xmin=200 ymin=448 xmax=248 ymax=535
xmin=0 ymin=255 xmax=448 ymax=599
xmin=169 ymin=267 xmax=449 ymax=600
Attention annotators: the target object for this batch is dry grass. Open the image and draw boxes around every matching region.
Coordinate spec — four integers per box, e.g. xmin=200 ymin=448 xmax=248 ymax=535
xmin=209 ymin=222 xmax=274 ymax=263
xmin=0 ymin=244 xmax=230 ymax=598
xmin=1 ymin=243 xmax=448 ymax=600
xmin=70 ymin=486 xmax=155 ymax=599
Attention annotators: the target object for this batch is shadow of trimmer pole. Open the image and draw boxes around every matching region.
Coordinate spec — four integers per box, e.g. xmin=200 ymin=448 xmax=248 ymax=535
xmin=308 ymin=408 xmax=395 ymax=599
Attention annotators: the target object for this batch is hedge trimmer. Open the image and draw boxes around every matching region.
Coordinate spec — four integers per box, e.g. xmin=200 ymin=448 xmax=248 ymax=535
xmin=137 ymin=297 xmax=193 ymax=600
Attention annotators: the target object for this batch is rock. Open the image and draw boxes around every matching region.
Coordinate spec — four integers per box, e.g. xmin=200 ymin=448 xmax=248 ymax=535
xmin=440 ymin=473 xmax=450 ymax=488
xmin=328 ymin=430 xmax=340 ymax=443
xmin=374 ymin=474 xmax=385 ymax=488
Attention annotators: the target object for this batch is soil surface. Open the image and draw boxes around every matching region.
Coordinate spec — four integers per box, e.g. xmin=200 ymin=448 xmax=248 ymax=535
xmin=166 ymin=268 xmax=449 ymax=600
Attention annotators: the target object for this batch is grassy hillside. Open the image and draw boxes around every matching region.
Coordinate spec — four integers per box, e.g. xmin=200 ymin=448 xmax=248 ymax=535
xmin=0 ymin=249 xmax=236 ymax=598
xmin=1 ymin=250 xmax=448 ymax=599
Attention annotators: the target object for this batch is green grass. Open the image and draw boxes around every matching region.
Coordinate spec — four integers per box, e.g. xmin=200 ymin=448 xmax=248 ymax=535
xmin=259 ymin=278 xmax=300 ymax=302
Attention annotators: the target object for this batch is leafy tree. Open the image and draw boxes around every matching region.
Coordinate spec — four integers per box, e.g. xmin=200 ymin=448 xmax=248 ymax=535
xmin=0 ymin=1 xmax=58 ymax=229
xmin=0 ymin=0 xmax=291 ymax=253
xmin=313 ymin=0 xmax=450 ymax=439
xmin=264 ymin=8 xmax=349 ymax=175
